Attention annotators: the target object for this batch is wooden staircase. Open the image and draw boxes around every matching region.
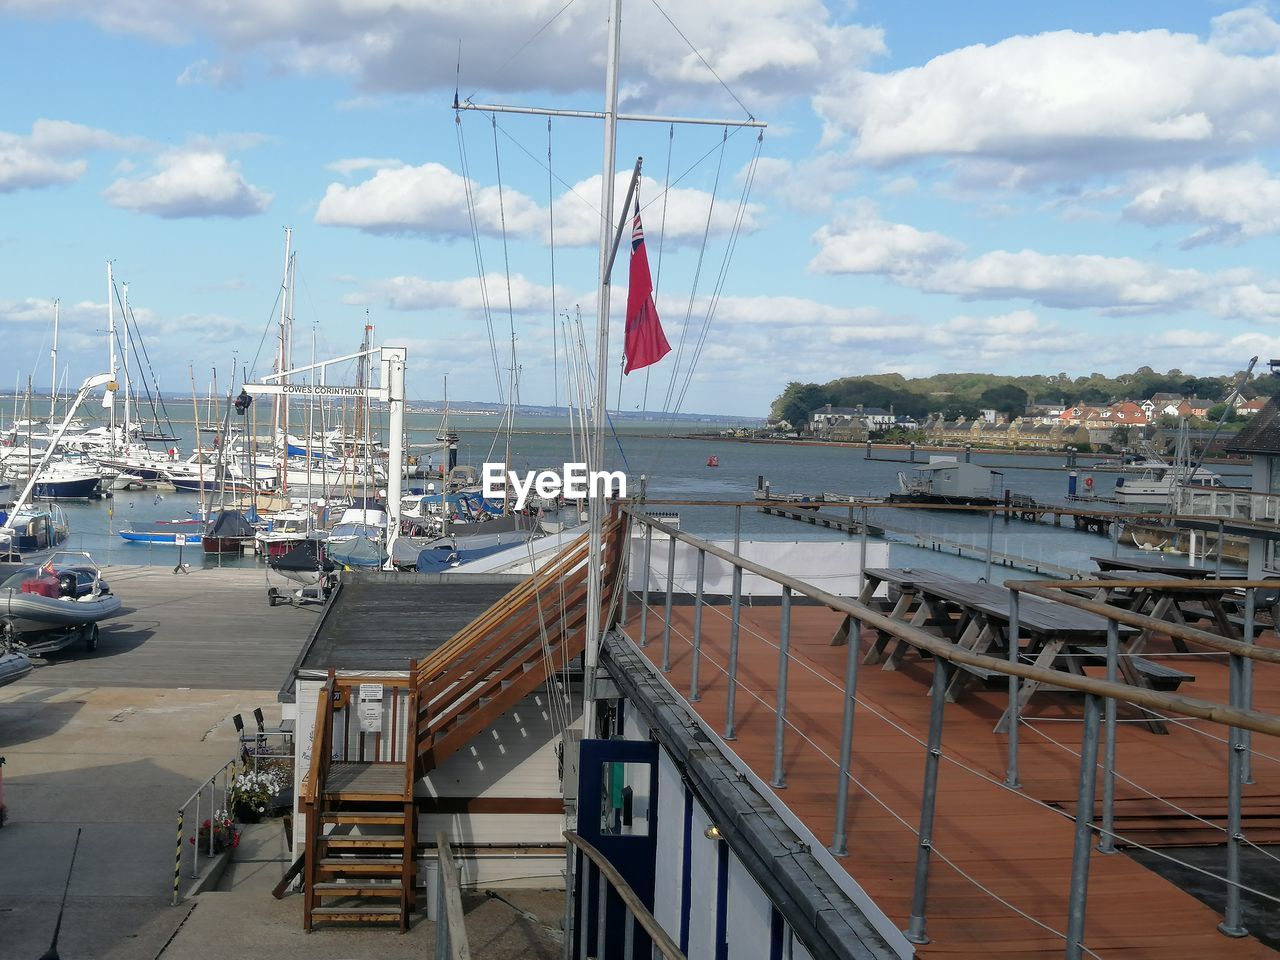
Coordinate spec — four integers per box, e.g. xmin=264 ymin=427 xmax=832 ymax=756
xmin=301 ymin=673 xmax=420 ymax=932
xmin=414 ymin=515 xmax=625 ymax=775
xmin=298 ymin=512 xmax=626 ymax=931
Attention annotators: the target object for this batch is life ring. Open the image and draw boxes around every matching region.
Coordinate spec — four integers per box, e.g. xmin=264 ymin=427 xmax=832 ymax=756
xmin=1084 ymin=476 xmax=1094 ymax=490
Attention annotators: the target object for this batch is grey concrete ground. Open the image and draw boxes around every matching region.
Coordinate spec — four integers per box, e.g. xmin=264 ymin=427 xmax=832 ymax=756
xmin=0 ymin=568 xmax=560 ymax=960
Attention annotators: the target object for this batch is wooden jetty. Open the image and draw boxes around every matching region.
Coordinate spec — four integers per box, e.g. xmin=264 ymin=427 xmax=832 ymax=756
xmin=757 ymin=504 xmax=885 ymax=537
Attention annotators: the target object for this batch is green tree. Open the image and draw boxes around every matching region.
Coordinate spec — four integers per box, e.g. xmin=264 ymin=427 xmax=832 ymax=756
xmin=979 ymin=384 xmax=1028 ymax=419
xmin=777 ymin=382 xmax=828 ymax=432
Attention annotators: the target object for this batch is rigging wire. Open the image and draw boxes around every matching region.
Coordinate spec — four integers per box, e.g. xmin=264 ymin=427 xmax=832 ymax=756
xmin=454 ymin=109 xmax=507 ymax=404
xmin=459 ymin=0 xmax=582 ymax=106
xmin=640 ymin=123 xmax=676 ymax=415
xmin=646 ymin=0 xmax=756 ymax=121
xmin=659 ymin=127 xmax=727 ymax=415
xmin=547 ymin=118 xmax=560 ymax=412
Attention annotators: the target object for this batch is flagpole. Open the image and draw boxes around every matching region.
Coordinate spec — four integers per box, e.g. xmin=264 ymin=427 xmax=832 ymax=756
xmin=583 ymin=0 xmax=624 ymax=742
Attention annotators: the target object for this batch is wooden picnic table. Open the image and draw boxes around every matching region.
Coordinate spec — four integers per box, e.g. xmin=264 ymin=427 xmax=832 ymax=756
xmin=1090 ymin=555 xmax=1244 ymax=579
xmin=1089 ymin=568 xmax=1242 ymax=644
xmin=841 ymin=567 xmax=1185 ymax=734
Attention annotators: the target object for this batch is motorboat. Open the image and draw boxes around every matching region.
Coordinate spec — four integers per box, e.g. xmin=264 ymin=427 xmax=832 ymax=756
xmin=254 ymin=508 xmax=326 ymax=559
xmin=118 ymin=518 xmax=204 ymax=546
xmin=0 ymin=505 xmax=70 ymax=562
xmin=390 ymin=526 xmax=539 ymax=570
xmin=269 ymin=538 xmax=335 ymax=586
xmin=0 ymin=552 xmax=121 ymax=654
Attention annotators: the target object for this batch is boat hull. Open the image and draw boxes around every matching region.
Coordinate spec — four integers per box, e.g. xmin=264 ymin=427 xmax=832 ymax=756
xmin=33 ymin=476 xmax=102 ymax=499
xmin=1 ymin=590 xmax=122 ymax=634
xmin=0 ymin=649 xmax=33 ymax=686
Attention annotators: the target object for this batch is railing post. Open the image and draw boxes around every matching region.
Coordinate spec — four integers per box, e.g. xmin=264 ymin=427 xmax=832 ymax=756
xmin=733 ymin=503 xmax=742 ymax=554
xmin=596 ymin=862 xmax=608 ymax=960
xmin=1065 ymin=694 xmax=1102 ymax=959
xmin=639 ymin=523 xmax=653 ymax=647
xmin=1215 ymin=519 xmax=1224 ymax=579
xmin=1219 ymin=650 xmax=1249 ymax=938
xmin=859 ymin=505 xmax=869 ymax=596
xmin=1242 ymin=587 xmax=1255 ymax=785
xmin=690 ymin=548 xmax=706 ymax=702
xmin=192 ymin=791 xmax=201 ymax=878
xmin=623 ymin=904 xmax=635 ymax=960
xmin=830 ymin=617 xmax=860 ymax=857
xmin=724 ymin=562 xmax=742 ymax=742
xmin=436 ymin=852 xmax=448 ymax=960
xmin=1005 ymin=590 xmax=1021 ymax=789
xmin=1110 ymin=518 xmax=1119 ymax=558
xmin=905 ymin=658 xmax=949 ymax=945
xmin=661 ymin=534 xmax=676 ymax=673
xmin=618 ymin=520 xmax=631 ymax=627
xmin=1098 ymin=621 xmax=1118 ymax=855
xmin=984 ymin=508 xmax=995 ymax=582
xmin=561 ymin=847 xmax=576 ymax=960
xmin=770 ymin=586 xmax=791 ymax=789
xmin=173 ymin=808 xmax=184 ymax=905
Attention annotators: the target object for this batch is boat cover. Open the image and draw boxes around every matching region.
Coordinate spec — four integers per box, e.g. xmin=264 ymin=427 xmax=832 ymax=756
xmin=204 ymin=509 xmax=255 ymax=537
xmin=415 ymin=541 xmax=514 ymax=573
xmin=270 ymin=540 xmax=335 ymax=574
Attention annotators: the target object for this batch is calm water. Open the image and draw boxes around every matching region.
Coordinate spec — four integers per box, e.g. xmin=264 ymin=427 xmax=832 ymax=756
xmin=39 ymin=408 xmax=1253 ymax=579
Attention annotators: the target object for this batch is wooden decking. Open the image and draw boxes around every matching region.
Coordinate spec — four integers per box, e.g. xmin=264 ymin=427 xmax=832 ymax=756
xmin=626 ymin=601 xmax=1280 ymax=958
xmin=325 ymin=761 xmax=410 ymax=799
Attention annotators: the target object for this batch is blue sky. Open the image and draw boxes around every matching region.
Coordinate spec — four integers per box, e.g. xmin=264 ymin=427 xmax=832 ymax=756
xmin=4 ymin=1 xmax=1280 ymax=417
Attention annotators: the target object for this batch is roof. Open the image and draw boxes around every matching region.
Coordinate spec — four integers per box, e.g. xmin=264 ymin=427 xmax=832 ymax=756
xmin=1225 ymin=395 xmax=1280 ymax=454
xmin=278 ymin=573 xmax=521 ymax=700
xmin=810 ymin=406 xmax=862 ymax=416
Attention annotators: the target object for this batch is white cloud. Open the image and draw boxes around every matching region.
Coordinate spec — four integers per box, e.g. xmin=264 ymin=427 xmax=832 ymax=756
xmin=103 ymin=150 xmax=272 ymax=218
xmin=314 ymin=162 xmax=542 ymax=237
xmin=0 ymin=118 xmax=145 ymax=192
xmin=176 ymin=58 xmax=241 ymax=88
xmin=815 ymin=14 xmax=1280 ymax=183
xmin=1209 ymin=7 xmax=1280 ymax=54
xmin=1124 ymin=162 xmax=1280 ymax=247
xmin=808 ymin=200 xmax=964 ymax=275
xmin=809 ymin=205 xmax=1280 ymax=320
xmin=316 ymin=163 xmax=758 ymax=245
xmin=326 ymin=157 xmax=406 ymax=176
xmin=9 ymin=0 xmax=880 ymax=110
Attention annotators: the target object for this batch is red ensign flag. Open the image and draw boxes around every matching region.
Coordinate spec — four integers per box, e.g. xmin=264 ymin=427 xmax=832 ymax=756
xmin=623 ymin=200 xmax=671 ymax=374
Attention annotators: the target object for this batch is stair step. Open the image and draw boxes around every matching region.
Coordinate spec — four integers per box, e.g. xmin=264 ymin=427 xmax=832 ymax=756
xmin=314 ymin=881 xmax=404 ymax=897
xmin=310 ymin=906 xmax=402 ymax=920
xmin=317 ymin=857 xmax=404 ymax=875
xmin=321 ymin=812 xmax=404 ymax=825
xmin=322 ymin=836 xmax=405 ymax=849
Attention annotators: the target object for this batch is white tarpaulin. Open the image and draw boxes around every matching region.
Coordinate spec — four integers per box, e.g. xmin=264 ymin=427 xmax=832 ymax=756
xmin=627 ymin=538 xmax=888 ymax=599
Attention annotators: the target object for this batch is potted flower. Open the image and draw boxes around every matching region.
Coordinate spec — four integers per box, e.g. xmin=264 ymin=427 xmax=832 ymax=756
xmin=191 ymin=810 xmax=240 ymax=854
xmin=228 ymin=767 xmax=284 ymax=824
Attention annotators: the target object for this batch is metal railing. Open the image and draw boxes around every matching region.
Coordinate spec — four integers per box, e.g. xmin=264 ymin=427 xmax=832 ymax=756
xmin=619 ymin=503 xmax=1280 ymax=957
xmin=172 ymin=758 xmax=236 ymax=905
xmin=564 ymin=830 xmax=686 ymax=960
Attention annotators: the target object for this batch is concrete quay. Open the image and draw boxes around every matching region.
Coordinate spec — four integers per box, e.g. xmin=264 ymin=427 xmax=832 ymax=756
xmin=0 ymin=567 xmax=560 ymax=960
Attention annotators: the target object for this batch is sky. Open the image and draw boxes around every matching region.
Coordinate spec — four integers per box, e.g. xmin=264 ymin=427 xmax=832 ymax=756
xmin=4 ymin=1 xmax=1280 ymax=418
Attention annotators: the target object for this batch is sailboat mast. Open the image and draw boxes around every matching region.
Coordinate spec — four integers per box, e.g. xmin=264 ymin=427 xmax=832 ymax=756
xmin=275 ymin=227 xmax=292 ymax=441
xmin=582 ymin=0 xmax=624 ymax=738
xmin=122 ymin=282 xmax=131 ymax=442
xmin=106 ymin=261 xmax=117 ymax=451
xmin=49 ymin=298 xmax=59 ymax=425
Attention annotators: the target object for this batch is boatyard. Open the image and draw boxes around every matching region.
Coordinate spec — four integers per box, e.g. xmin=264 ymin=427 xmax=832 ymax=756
xmin=0 ymin=568 xmax=559 ymax=959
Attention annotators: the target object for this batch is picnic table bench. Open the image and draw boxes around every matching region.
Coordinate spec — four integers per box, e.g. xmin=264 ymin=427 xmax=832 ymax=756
xmin=839 ymin=567 xmax=1186 ymax=734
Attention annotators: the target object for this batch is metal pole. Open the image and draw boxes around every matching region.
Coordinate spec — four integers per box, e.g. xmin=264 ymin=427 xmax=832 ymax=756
xmin=623 ymin=905 xmax=635 ymax=960
xmin=770 ymin=587 xmax=791 ymax=789
xmin=1110 ymin=517 xmax=1119 ymax=559
xmin=690 ymin=548 xmax=705 ymax=702
xmin=638 ymin=523 xmax=652 ymax=646
xmin=904 ymin=658 xmax=949 ymax=945
xmin=859 ymin=506 xmax=869 ymax=596
xmin=1005 ymin=591 xmax=1021 ymax=788
xmin=1219 ymin=650 xmax=1248 ymax=938
xmin=830 ymin=618 xmax=860 ymax=857
xmin=561 ymin=848 xmax=576 ymax=960
xmin=1242 ymin=587 xmax=1255 ymax=784
xmin=192 ymin=793 xmax=200 ymax=878
xmin=1216 ymin=519 xmax=1225 ymax=579
xmin=1065 ymin=694 xmax=1102 ymax=959
xmin=596 ymin=863 xmax=608 ymax=960
xmin=661 ymin=534 xmax=676 ymax=673
xmin=1098 ymin=620 xmax=1118 ymax=854
xmin=985 ymin=508 xmax=995 ymax=582
xmin=725 ymin=563 xmax=742 ymax=741
xmin=173 ymin=809 xmax=184 ymax=905
xmin=733 ymin=504 xmax=741 ymax=554
xmin=618 ymin=519 xmax=631 ymax=627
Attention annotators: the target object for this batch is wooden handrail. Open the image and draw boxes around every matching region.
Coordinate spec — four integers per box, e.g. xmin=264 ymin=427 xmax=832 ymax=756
xmin=622 ymin=507 xmax=1280 ymax=738
xmin=1009 ymin=580 xmax=1280 ymax=665
xmin=303 ymin=672 xmax=335 ymax=805
xmin=564 ymin=830 xmax=687 ymax=960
